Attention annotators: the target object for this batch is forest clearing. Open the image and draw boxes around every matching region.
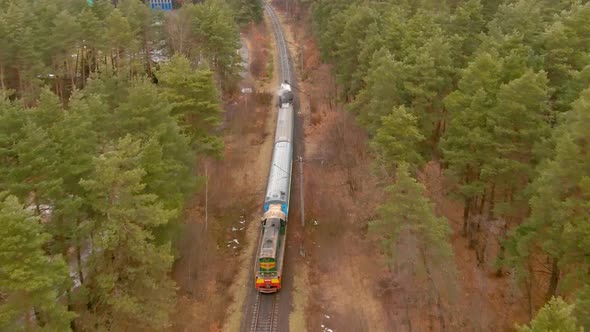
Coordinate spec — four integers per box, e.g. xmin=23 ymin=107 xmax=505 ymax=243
xmin=1 ymin=0 xmax=589 ymax=331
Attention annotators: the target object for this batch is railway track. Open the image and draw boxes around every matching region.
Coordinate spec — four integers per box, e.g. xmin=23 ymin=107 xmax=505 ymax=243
xmin=250 ymin=293 xmax=280 ymax=332
xmin=265 ymin=1 xmax=291 ymax=83
xmin=246 ymin=3 xmax=290 ymax=332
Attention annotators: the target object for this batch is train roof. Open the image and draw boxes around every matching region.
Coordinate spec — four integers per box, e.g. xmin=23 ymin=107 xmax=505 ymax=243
xmin=260 ymin=218 xmax=281 ymax=258
xmin=265 ymin=141 xmax=292 ymax=206
xmin=274 ymin=104 xmax=293 ymax=143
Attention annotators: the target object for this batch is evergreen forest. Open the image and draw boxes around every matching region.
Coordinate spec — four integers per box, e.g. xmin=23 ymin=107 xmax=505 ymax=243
xmin=312 ymin=0 xmax=590 ymax=329
xmin=2 ymin=0 xmax=590 ymax=330
xmin=0 ymin=0 xmax=261 ymax=330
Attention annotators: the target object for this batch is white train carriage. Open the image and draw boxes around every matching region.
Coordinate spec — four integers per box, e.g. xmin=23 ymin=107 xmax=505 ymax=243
xmin=263 ymin=83 xmax=294 ymax=216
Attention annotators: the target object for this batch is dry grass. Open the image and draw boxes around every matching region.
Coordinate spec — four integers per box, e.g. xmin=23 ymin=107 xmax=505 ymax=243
xmin=288 ymin=263 xmax=309 ymax=332
xmin=222 ymin=220 xmax=259 ymax=332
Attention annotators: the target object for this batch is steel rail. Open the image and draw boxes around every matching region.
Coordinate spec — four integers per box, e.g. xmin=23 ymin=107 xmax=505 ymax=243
xmin=250 ymin=293 xmax=279 ymax=332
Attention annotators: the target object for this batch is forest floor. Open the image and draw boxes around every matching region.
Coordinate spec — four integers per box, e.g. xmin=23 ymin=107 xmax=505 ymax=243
xmin=275 ymin=2 xmax=531 ymax=331
xmin=170 ymin=20 xmax=277 ymax=332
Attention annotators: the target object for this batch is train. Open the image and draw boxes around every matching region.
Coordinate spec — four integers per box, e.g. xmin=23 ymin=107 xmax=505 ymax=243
xmin=255 ymin=82 xmax=294 ymax=293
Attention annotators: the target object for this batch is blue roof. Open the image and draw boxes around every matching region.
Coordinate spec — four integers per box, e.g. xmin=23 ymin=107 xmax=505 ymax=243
xmin=150 ymin=0 xmax=172 ymax=10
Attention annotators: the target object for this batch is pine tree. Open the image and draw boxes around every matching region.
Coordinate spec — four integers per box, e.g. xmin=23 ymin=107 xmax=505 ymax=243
xmin=485 ymin=70 xmax=549 ymax=219
xmin=505 ymin=87 xmax=590 ymax=323
xmin=49 ymin=9 xmax=81 ymax=96
xmin=441 ymin=52 xmax=502 ymax=232
xmin=352 ymin=47 xmax=407 ymax=134
xmin=188 ymin=0 xmax=241 ymax=83
xmin=156 ymin=55 xmax=223 ymax=156
xmin=370 ymin=163 xmax=453 ymax=273
xmin=0 ymin=14 xmax=9 ymax=90
xmin=330 ymin=5 xmax=380 ymax=98
xmin=370 ymin=105 xmax=425 ymax=172
xmin=105 ymin=9 xmax=134 ymax=73
xmin=77 ymin=7 xmax=105 ymax=77
xmin=544 ymin=3 xmax=590 ymax=112
xmin=517 ymin=297 xmax=582 ymax=332
xmin=229 ymin=0 xmax=263 ymax=25
xmin=0 ymin=94 xmax=26 ymax=193
xmin=78 ymin=136 xmax=176 ymax=330
xmin=447 ymin=0 xmax=486 ymax=68
xmin=10 ymin=122 xmax=62 ymax=208
xmin=402 ymin=30 xmax=454 ymax=147
xmin=370 ymin=163 xmax=455 ymax=329
xmin=0 ymin=193 xmax=74 ymax=331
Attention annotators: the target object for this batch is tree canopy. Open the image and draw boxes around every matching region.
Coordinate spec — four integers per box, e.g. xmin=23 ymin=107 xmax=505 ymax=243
xmin=311 ymin=0 xmax=590 ymax=328
xmin=0 ymin=0 xmax=245 ymax=329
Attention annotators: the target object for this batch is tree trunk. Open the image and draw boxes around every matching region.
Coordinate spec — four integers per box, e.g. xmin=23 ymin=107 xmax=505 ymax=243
xmin=496 ymin=187 xmax=512 ymax=276
xmin=526 ymin=261 xmax=534 ymax=319
xmin=487 ymin=183 xmax=495 ymax=221
xmin=73 ymin=50 xmax=79 ymax=91
xmin=67 ymin=288 xmax=77 ymax=331
xmin=420 ymin=246 xmax=446 ymax=332
xmin=17 ymin=68 xmax=24 ymax=97
xmin=0 ymin=63 xmax=5 ymax=90
xmin=433 ymin=119 xmax=443 ymax=150
xmin=77 ymin=245 xmax=85 ymax=285
xmin=462 ymin=197 xmax=471 ymax=236
xmin=81 ymin=47 xmax=86 ymax=88
xmin=479 ymin=188 xmax=487 ymax=217
xmin=56 ymin=76 xmax=62 ymax=103
xmin=143 ymin=31 xmax=152 ymax=77
xmin=545 ymin=257 xmax=560 ymax=301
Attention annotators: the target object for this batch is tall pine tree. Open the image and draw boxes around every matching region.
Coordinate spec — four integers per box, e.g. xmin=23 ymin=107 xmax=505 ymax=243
xmin=0 ymin=193 xmax=74 ymax=331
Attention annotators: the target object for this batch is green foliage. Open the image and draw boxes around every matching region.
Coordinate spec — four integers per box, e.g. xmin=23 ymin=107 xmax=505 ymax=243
xmin=177 ymin=1 xmax=241 ymax=83
xmin=544 ymin=3 xmax=590 ymax=112
xmin=370 ymin=106 xmax=424 ymax=171
xmin=0 ymin=93 xmax=26 ymax=192
xmin=156 ymin=55 xmax=223 ymax=156
xmin=441 ymin=52 xmax=502 ymax=202
xmin=311 ymin=2 xmax=590 ymax=326
xmin=0 ymin=193 xmax=74 ymax=331
xmin=352 ymin=48 xmax=407 ymax=133
xmin=370 ymin=163 xmax=453 ymax=271
xmin=506 ymin=87 xmax=590 ymax=327
xmin=229 ymin=0 xmax=263 ymax=25
xmin=517 ymin=297 xmax=582 ymax=332
xmin=78 ymin=137 xmax=176 ymax=331
xmin=0 ymin=0 xmax=242 ymax=329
